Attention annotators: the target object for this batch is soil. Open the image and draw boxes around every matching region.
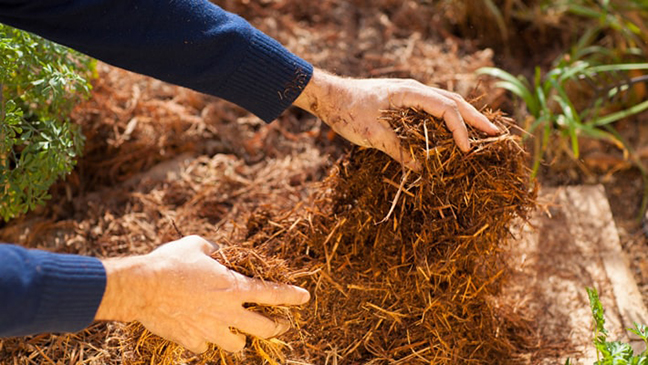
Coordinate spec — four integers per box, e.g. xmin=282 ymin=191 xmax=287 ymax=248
xmin=1 ymin=0 xmax=648 ymax=364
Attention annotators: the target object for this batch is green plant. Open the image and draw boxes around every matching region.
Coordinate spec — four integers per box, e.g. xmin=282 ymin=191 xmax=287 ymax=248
xmin=479 ymin=60 xmax=648 ymax=218
xmin=478 ymin=62 xmax=648 ymax=173
xmin=476 ymin=0 xmax=648 ymax=219
xmin=1 ymin=24 xmax=95 ymax=221
xmin=560 ymin=0 xmax=648 ymax=60
xmin=585 ymin=287 xmax=648 ymax=364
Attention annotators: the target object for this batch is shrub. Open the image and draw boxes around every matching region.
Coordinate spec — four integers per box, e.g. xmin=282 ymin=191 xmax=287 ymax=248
xmin=0 ymin=24 xmax=94 ymax=221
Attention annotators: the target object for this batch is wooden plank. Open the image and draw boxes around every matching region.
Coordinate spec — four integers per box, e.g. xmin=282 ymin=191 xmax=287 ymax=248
xmin=563 ymin=185 xmax=648 ymax=349
xmin=504 ymin=185 xmax=648 ymax=364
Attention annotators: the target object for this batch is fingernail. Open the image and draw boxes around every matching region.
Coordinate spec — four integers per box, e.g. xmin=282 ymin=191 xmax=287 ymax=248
xmin=407 ymin=160 xmax=421 ymax=172
xmin=299 ymin=288 xmax=311 ymax=304
xmin=207 ymin=240 xmax=221 ymax=250
xmin=275 ymin=320 xmax=291 ymax=337
xmin=461 ymin=141 xmax=471 ymax=152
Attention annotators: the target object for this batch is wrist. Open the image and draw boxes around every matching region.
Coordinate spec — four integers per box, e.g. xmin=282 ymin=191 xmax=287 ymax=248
xmin=95 ymin=255 xmax=151 ymax=323
xmin=293 ymin=68 xmax=343 ymax=120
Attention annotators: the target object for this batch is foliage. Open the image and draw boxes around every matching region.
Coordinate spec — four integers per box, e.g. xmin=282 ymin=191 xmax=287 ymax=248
xmin=0 ymin=24 xmax=94 ymax=221
xmin=560 ymin=0 xmax=648 ymax=59
xmin=476 ymin=0 xmax=648 ymax=217
xmin=585 ymin=287 xmax=648 ymax=364
xmin=451 ymin=0 xmax=648 ymax=57
xmin=477 ymin=62 xmax=648 ymax=177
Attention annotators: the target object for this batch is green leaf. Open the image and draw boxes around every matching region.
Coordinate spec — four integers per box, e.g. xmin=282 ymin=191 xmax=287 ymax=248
xmin=629 ymin=323 xmax=648 ymax=341
xmin=600 ymin=340 xmax=634 ymax=361
xmin=591 ymin=100 xmax=648 ymax=127
xmin=587 ymin=287 xmax=607 ymax=337
xmin=588 ymin=63 xmax=648 ymax=73
xmin=477 ymin=67 xmax=539 ymax=116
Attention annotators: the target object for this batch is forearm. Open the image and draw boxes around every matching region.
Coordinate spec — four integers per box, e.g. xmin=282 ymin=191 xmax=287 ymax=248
xmin=0 ymin=0 xmax=312 ymax=122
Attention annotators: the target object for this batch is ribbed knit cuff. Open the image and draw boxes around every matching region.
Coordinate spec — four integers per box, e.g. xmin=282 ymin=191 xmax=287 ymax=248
xmin=31 ymin=251 xmax=107 ymax=334
xmin=220 ymin=28 xmax=313 ymax=123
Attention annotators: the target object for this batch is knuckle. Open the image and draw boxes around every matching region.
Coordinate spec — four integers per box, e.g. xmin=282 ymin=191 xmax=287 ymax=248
xmin=449 ymin=92 xmax=465 ymax=101
xmin=244 ymin=316 xmax=275 ymax=338
xmin=218 ymin=342 xmax=236 ymax=353
xmin=226 ymin=334 xmax=246 ymax=352
xmin=441 ymin=99 xmax=459 ymax=113
xmin=262 ymin=320 xmax=281 ymax=338
xmin=183 ymin=234 xmax=203 ymax=242
xmin=215 ymin=338 xmax=235 ymax=352
xmin=404 ymin=78 xmax=422 ymax=87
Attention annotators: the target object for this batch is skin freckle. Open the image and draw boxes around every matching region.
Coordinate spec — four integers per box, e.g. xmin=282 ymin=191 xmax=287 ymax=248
xmin=309 ymin=101 xmax=319 ymax=114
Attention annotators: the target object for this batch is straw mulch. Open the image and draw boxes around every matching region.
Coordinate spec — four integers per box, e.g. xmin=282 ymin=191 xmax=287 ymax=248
xmin=125 ymin=107 xmax=537 ymax=364
xmin=0 ymin=2 xmax=527 ymax=360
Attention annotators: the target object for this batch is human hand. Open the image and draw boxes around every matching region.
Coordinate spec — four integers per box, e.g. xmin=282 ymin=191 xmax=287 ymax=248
xmin=293 ymin=69 xmax=500 ymax=170
xmin=95 ymin=235 xmax=310 ymax=353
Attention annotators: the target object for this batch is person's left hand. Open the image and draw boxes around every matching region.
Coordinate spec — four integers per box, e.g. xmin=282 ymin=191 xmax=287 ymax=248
xmin=293 ymin=69 xmax=501 ymax=170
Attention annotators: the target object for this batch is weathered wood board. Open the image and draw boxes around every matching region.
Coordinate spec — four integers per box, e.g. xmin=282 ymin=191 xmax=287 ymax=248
xmin=505 ymin=185 xmax=648 ymax=364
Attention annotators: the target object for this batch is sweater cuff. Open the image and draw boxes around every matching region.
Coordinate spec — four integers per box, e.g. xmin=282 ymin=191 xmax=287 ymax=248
xmin=31 ymin=251 xmax=106 ymax=333
xmin=221 ymin=28 xmax=313 ymax=123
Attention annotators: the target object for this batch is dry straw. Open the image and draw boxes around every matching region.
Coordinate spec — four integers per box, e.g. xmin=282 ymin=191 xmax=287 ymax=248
xmin=126 ymin=107 xmax=536 ymax=364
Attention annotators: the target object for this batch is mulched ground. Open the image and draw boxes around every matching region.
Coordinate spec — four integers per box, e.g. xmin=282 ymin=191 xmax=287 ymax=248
xmin=2 ymin=0 xmax=648 ymax=363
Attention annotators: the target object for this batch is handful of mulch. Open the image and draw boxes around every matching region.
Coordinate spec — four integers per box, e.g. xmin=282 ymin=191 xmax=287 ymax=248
xmin=123 ymin=246 xmax=304 ymax=365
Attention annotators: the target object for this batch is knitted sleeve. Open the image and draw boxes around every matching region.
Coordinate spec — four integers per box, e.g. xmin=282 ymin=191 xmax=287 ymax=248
xmin=0 ymin=244 xmax=106 ymax=336
xmin=0 ymin=0 xmax=313 ymax=122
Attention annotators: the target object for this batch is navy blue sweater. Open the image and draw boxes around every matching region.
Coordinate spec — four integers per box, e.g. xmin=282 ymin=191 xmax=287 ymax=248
xmin=0 ymin=0 xmax=313 ymax=336
xmin=0 ymin=0 xmax=312 ymax=122
xmin=0 ymin=245 xmax=106 ymax=336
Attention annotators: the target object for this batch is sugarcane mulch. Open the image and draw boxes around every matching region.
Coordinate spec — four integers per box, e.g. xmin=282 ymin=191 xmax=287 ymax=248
xmin=0 ymin=1 xmax=588 ymax=363
xmin=0 ymin=88 xmax=546 ymax=364
xmin=115 ymin=107 xmax=536 ymax=365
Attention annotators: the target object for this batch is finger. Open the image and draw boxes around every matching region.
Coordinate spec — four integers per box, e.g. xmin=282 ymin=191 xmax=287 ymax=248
xmin=242 ymin=280 xmax=310 ymax=306
xmin=181 ymin=235 xmax=220 ymax=255
xmin=180 ymin=336 xmax=209 ymax=354
xmin=232 ymin=310 xmax=290 ymax=339
xmin=434 ymin=89 xmax=500 ymax=135
xmin=391 ymin=149 xmax=421 ymax=172
xmin=380 ymin=141 xmax=421 ymax=172
xmin=150 ymin=324 xmax=210 ymax=354
xmin=397 ymin=92 xmax=471 ymax=152
xmin=210 ymin=328 xmax=247 ymax=353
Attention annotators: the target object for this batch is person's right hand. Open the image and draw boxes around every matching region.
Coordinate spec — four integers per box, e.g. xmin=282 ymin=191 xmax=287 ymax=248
xmin=293 ymin=68 xmax=500 ymax=171
xmin=95 ymin=235 xmax=310 ymax=353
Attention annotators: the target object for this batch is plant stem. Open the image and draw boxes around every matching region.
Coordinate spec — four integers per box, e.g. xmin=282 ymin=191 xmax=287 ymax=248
xmin=0 ymin=82 xmax=4 ymax=123
xmin=1 ymin=82 xmax=6 ymax=194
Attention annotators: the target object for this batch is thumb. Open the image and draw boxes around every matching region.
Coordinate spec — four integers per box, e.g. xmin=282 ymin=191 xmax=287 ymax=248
xmin=374 ymin=123 xmax=421 ymax=172
xmin=181 ymin=337 xmax=209 ymax=354
xmin=181 ymin=235 xmax=220 ymax=255
xmin=384 ymin=146 xmax=421 ymax=172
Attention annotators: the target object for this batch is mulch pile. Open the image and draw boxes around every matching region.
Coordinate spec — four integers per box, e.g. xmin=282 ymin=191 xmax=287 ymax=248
xmin=124 ymin=108 xmax=536 ymax=364
xmin=0 ymin=1 xmax=541 ymax=364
